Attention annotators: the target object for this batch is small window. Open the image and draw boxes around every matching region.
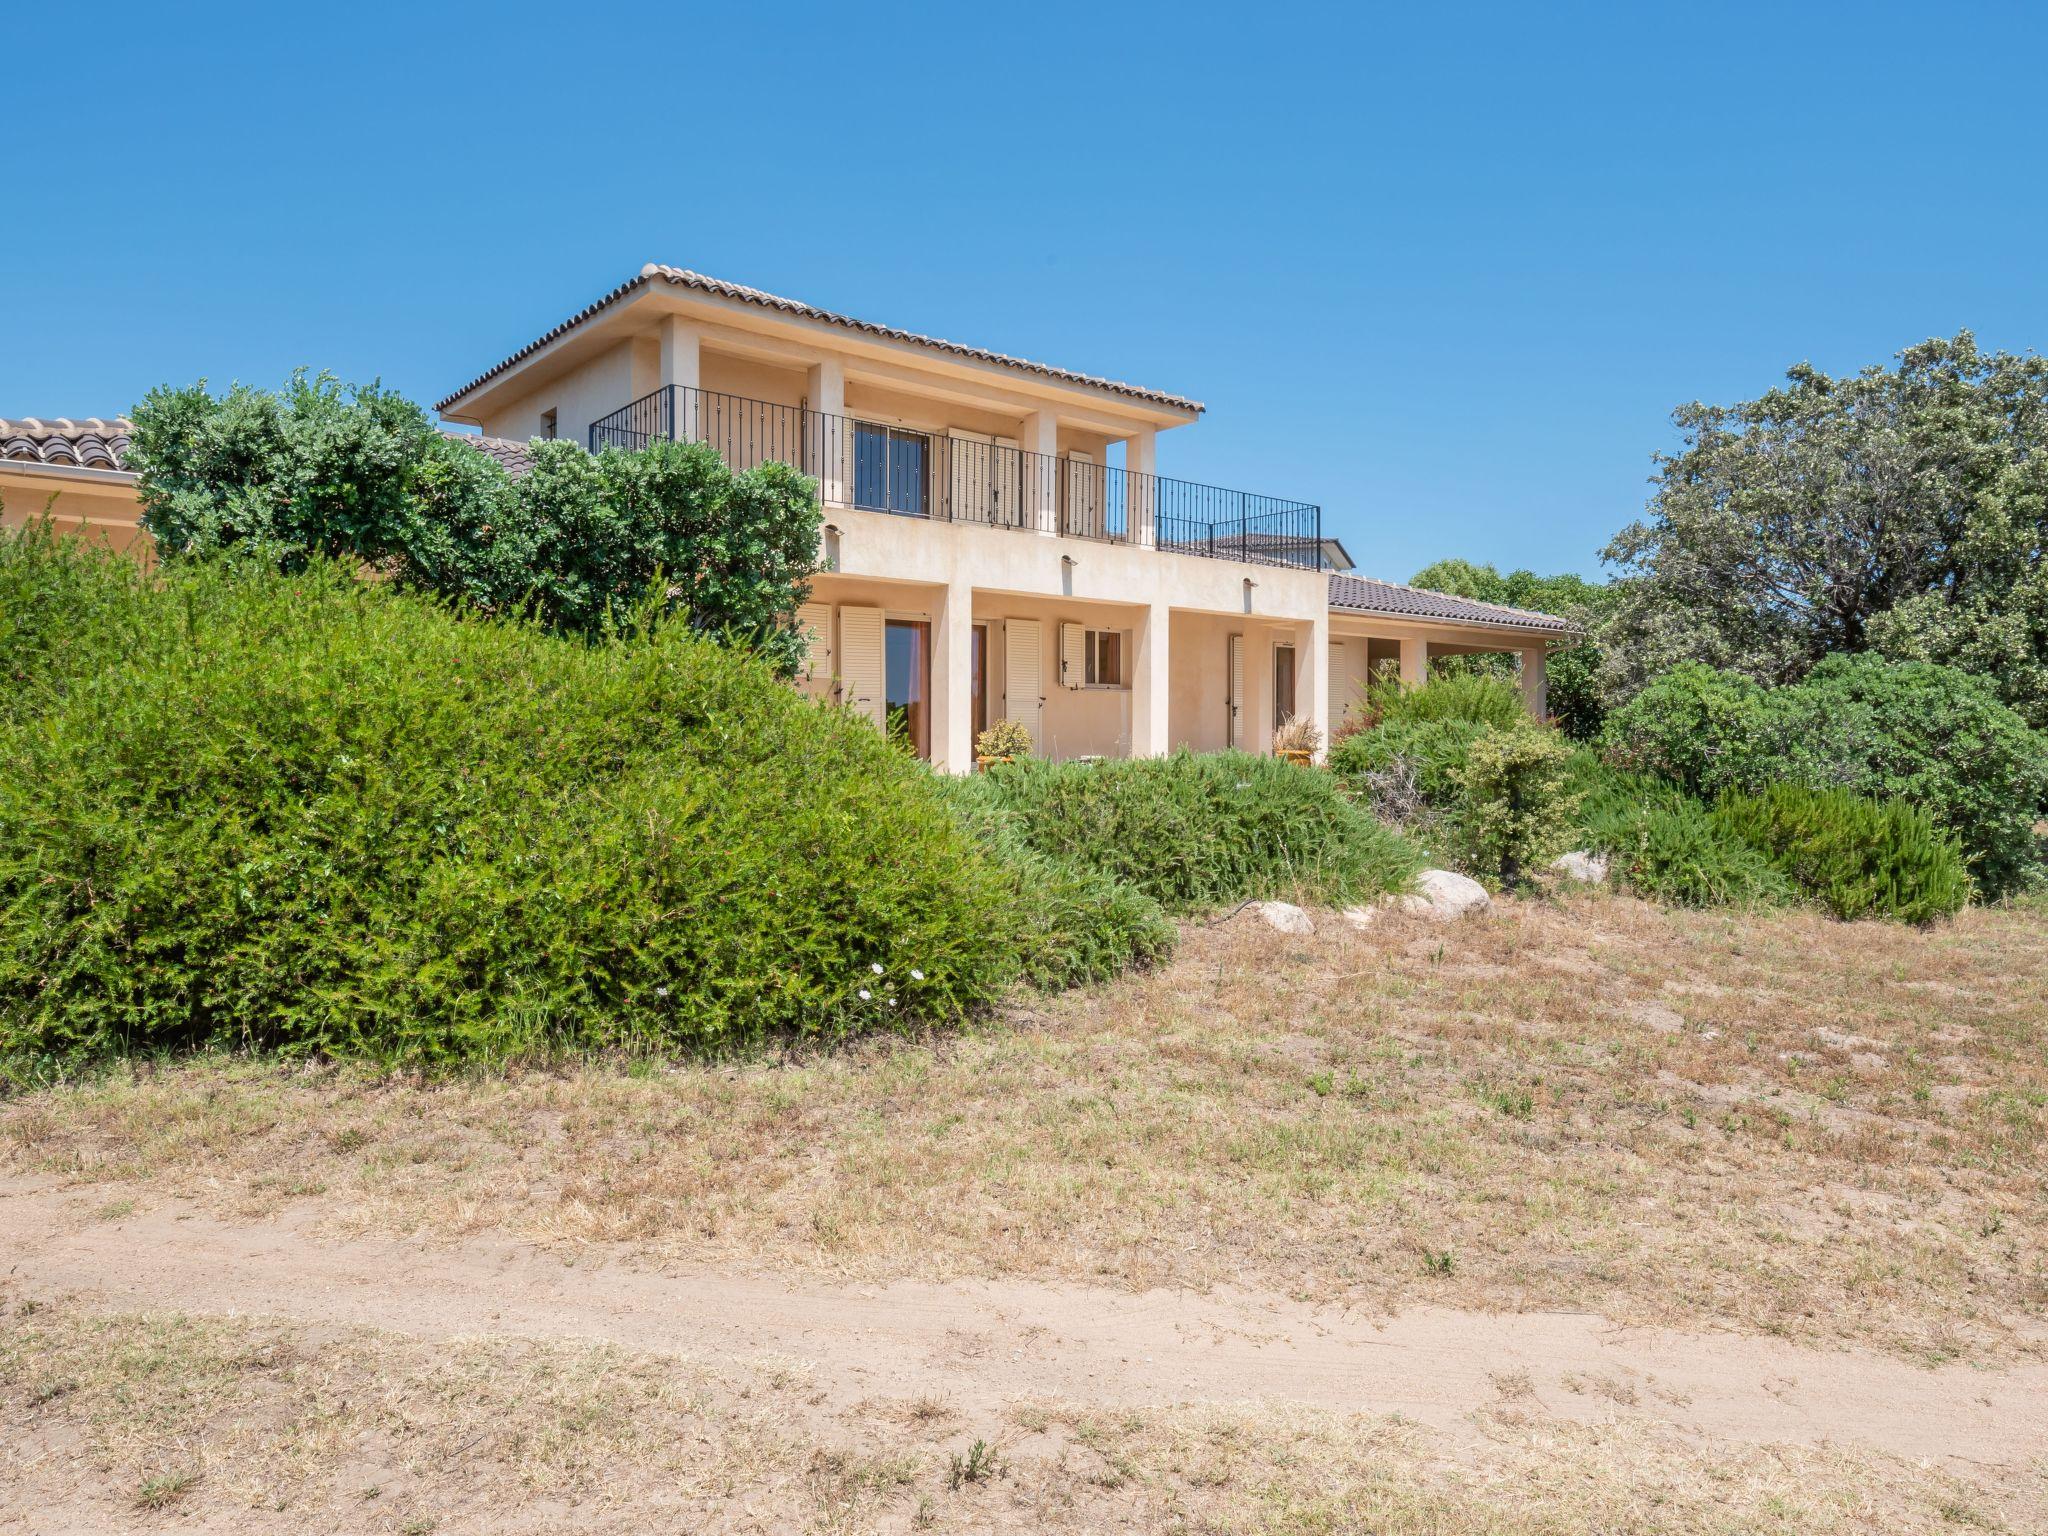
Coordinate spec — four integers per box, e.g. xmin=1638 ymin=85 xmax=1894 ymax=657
xmin=540 ymin=408 xmax=558 ymax=441
xmin=1085 ymin=629 xmax=1124 ymax=688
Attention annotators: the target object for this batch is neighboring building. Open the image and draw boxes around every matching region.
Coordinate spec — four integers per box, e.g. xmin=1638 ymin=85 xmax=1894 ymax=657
xmin=0 ymin=419 xmax=150 ymax=557
xmin=437 ymin=266 xmax=1574 ymax=769
xmin=5 ymin=271 xmax=1575 ymax=771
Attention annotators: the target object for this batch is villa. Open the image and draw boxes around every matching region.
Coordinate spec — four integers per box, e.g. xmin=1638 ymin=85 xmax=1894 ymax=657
xmin=3 ymin=267 xmax=1574 ymax=769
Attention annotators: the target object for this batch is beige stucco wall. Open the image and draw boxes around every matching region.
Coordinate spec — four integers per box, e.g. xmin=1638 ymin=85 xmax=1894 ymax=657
xmin=479 ymin=339 xmax=638 ymax=445
xmin=0 ymin=467 xmax=149 ymax=557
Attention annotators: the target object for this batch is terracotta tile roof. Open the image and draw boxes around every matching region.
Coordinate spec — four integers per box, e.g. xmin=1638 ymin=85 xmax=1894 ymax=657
xmin=1328 ymin=573 xmax=1576 ymax=634
xmin=434 ymin=266 xmax=1205 ymax=417
xmin=441 ymin=429 xmax=537 ymax=479
xmin=0 ymin=417 xmax=134 ymax=474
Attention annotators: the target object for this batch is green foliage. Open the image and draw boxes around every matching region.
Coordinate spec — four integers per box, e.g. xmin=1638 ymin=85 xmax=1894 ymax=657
xmin=1456 ymin=727 xmax=1579 ymax=889
xmin=1713 ymin=785 xmax=1971 ymax=924
xmin=959 ymin=751 xmax=1421 ymax=914
xmin=126 ymin=374 xmax=822 ymax=671
xmin=1601 ymin=332 xmax=2048 ymax=729
xmin=975 ymin=718 xmax=1033 ymax=759
xmin=1408 ymin=559 xmax=1613 ymax=738
xmin=1603 ymin=655 xmax=2048 ymax=895
xmin=1367 ymin=671 xmax=1527 ymax=731
xmin=0 ymin=539 xmax=1023 ymax=1066
xmin=937 ymin=780 xmax=1176 ymax=991
xmin=1330 ymin=718 xmax=1488 ymax=810
xmin=1570 ymin=757 xmax=1795 ymax=909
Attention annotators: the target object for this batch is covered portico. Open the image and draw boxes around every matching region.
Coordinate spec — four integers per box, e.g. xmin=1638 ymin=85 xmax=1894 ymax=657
xmin=1325 ymin=574 xmax=1578 ymax=724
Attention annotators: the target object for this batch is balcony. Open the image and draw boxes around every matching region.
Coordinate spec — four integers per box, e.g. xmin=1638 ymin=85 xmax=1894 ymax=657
xmin=587 ymin=385 xmax=1324 ymax=571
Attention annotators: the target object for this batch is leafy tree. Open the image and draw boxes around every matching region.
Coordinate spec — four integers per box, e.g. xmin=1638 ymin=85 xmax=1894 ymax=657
xmin=128 ymin=374 xmax=822 ymax=670
xmin=1407 ymin=559 xmax=1612 ymax=739
xmin=1601 ymin=333 xmax=2048 ymax=724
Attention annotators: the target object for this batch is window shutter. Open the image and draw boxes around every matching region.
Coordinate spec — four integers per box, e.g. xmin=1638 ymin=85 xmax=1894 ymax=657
xmin=795 ymin=602 xmax=832 ymax=687
xmin=1226 ymin=633 xmax=1244 ymax=748
xmin=838 ymin=605 xmax=886 ymax=732
xmin=1060 ymin=622 xmax=1087 ymax=690
xmin=1327 ymin=638 xmax=1349 ymax=727
xmin=1005 ymin=619 xmax=1044 ymax=749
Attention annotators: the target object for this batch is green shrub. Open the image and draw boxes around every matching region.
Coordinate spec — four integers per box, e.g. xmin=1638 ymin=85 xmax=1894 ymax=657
xmin=1713 ymin=784 xmax=1971 ymax=924
xmin=0 ymin=543 xmax=1024 ymax=1066
xmin=1329 ymin=718 xmax=1487 ymax=810
xmin=1571 ymin=757 xmax=1795 ymax=909
xmin=937 ymin=781 xmax=1176 ymax=990
xmin=1456 ymin=727 xmax=1579 ymax=889
xmin=961 ymin=751 xmax=1420 ymax=914
xmin=1603 ymin=656 xmax=2047 ymax=896
xmin=1368 ymin=672 xmax=1527 ymax=731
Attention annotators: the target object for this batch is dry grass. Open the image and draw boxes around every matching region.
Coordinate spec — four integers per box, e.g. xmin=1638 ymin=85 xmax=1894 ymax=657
xmin=6 ymin=893 xmax=2046 ymax=1361
xmin=1 ymin=1297 xmax=2028 ymax=1535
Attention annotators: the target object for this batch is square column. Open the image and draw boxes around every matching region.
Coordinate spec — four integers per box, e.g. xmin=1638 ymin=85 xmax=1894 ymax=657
xmin=1244 ymin=622 xmax=1275 ymax=755
xmin=932 ymin=579 xmax=976 ymax=774
xmin=1306 ymin=609 xmax=1331 ymax=760
xmin=659 ymin=317 xmax=701 ymax=441
xmin=1520 ymin=645 xmax=1549 ymax=721
xmin=1399 ymin=636 xmax=1428 ymax=688
xmin=1125 ymin=426 xmax=1158 ymax=548
xmin=806 ymin=356 xmax=847 ymax=506
xmin=1132 ymin=601 xmax=1171 ymax=757
xmin=1023 ymin=410 xmax=1058 ymax=534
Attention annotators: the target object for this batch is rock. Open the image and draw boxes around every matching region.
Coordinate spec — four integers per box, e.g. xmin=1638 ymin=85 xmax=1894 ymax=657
xmin=1551 ymin=850 xmax=1609 ymax=885
xmin=1255 ymin=900 xmax=1315 ymax=935
xmin=1339 ymin=905 xmax=1380 ymax=932
xmin=1392 ymin=868 xmax=1492 ymax=921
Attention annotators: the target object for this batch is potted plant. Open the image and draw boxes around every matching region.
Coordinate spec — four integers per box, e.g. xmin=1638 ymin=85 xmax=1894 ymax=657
xmin=976 ymin=718 xmax=1033 ymax=770
xmin=1272 ymin=713 xmax=1322 ymax=766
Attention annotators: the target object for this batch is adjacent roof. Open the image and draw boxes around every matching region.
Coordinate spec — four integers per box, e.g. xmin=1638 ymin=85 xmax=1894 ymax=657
xmin=0 ymin=417 xmax=133 ymax=474
xmin=442 ymin=429 xmax=537 ymax=479
xmin=1328 ymin=573 xmax=1576 ymax=635
xmin=435 ymin=265 xmax=1206 ymax=417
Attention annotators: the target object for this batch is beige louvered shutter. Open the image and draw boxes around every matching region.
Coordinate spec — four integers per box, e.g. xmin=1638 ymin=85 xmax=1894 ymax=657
xmin=1060 ymin=622 xmax=1086 ymax=689
xmin=1327 ymin=638 xmax=1349 ymax=728
xmin=838 ymin=605 xmax=886 ymax=732
xmin=1226 ymin=633 xmax=1244 ymax=748
xmin=795 ymin=602 xmax=832 ymax=691
xmin=1005 ymin=619 xmax=1044 ymax=749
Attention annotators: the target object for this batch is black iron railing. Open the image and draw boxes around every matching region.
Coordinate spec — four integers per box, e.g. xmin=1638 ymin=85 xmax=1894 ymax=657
xmin=588 ymin=385 xmax=1324 ymax=570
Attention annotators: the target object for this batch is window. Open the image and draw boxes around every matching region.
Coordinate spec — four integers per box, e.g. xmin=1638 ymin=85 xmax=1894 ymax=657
xmin=971 ymin=623 xmax=989 ymax=738
xmin=1272 ymin=642 xmax=1297 ymax=730
xmin=1085 ymin=629 xmax=1124 ymax=688
xmin=885 ymin=619 xmax=931 ymax=759
xmin=854 ymin=421 xmax=929 ymax=516
xmin=539 ymin=407 xmax=558 ymax=441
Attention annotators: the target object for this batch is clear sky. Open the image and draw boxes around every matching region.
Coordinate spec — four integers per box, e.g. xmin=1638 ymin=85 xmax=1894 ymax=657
xmin=9 ymin=1 xmax=2044 ymax=581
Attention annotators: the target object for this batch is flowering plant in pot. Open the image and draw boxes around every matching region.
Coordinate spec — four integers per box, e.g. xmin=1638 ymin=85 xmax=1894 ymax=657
xmin=976 ymin=718 xmax=1033 ymax=769
xmin=1272 ymin=714 xmax=1322 ymax=766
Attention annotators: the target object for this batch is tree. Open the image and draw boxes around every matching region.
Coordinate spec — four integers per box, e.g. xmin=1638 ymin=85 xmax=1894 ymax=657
xmin=1600 ymin=333 xmax=2048 ymax=725
xmin=128 ymin=374 xmax=822 ymax=670
xmin=1407 ymin=559 xmax=1613 ymax=739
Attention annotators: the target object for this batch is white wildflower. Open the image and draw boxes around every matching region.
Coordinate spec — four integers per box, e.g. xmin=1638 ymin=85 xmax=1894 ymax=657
xmin=870 ymin=962 xmax=884 ymax=975
xmin=910 ymin=969 xmax=925 ymax=981
xmin=858 ymin=988 xmax=871 ymax=1001
xmin=655 ymin=986 xmax=668 ymax=998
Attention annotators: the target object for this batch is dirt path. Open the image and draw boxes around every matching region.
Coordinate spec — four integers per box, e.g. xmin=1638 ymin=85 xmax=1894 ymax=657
xmin=5 ymin=1176 xmax=2041 ymax=1474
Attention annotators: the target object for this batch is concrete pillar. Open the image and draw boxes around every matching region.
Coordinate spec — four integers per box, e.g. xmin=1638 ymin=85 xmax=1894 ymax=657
xmin=806 ymin=357 xmax=847 ymax=505
xmin=1307 ymin=610 xmax=1331 ymax=761
xmin=932 ymin=579 xmax=976 ymax=774
xmin=1520 ymin=645 xmax=1548 ymax=721
xmin=1125 ymin=426 xmax=1158 ymax=548
xmin=1244 ymin=623 xmax=1275 ymax=755
xmin=658 ymin=317 xmax=701 ymax=441
xmin=1024 ymin=410 xmax=1058 ymax=534
xmin=1132 ymin=601 xmax=1171 ymax=757
xmin=1399 ymin=636 xmax=1428 ymax=689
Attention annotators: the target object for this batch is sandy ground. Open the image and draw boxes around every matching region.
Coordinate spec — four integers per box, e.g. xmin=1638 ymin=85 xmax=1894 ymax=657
xmin=4 ymin=1174 xmax=2045 ymax=1533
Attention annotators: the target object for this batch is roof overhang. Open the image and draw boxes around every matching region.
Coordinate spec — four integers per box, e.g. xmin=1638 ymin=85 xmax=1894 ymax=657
xmin=436 ymin=267 xmax=1205 ymax=434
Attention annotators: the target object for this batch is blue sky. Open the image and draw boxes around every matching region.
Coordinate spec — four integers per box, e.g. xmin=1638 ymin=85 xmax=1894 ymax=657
xmin=9 ymin=1 xmax=2044 ymax=580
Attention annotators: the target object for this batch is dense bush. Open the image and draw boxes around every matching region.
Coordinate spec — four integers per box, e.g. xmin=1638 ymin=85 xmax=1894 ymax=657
xmin=959 ymin=752 xmax=1420 ymax=914
xmin=127 ymin=374 xmax=822 ymax=671
xmin=1570 ymin=759 xmax=1796 ymax=909
xmin=1457 ymin=727 xmax=1579 ymax=889
xmin=1713 ymin=785 xmax=1970 ymax=924
xmin=0 ymin=537 xmax=1024 ymax=1066
xmin=1407 ymin=559 xmax=1613 ymax=739
xmin=1330 ymin=717 xmax=1488 ymax=812
xmin=1603 ymin=656 xmax=2048 ymax=896
xmin=1369 ymin=672 xmax=1527 ymax=731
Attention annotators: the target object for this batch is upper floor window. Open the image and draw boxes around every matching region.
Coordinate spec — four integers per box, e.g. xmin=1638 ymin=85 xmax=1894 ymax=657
xmin=854 ymin=421 xmax=928 ymax=516
xmin=539 ymin=408 xmax=558 ymax=441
